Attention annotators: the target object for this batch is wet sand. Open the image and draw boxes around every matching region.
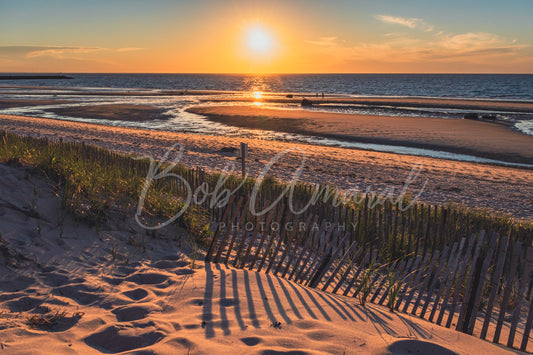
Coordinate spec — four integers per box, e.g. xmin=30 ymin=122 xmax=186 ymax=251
xmin=188 ymin=105 xmax=533 ymax=165
xmin=48 ymin=104 xmax=173 ymax=122
xmin=1 ymin=113 xmax=532 ymax=220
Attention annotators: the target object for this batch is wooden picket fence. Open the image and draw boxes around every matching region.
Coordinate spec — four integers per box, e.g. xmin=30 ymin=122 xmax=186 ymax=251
xmin=205 ymin=197 xmax=533 ymax=353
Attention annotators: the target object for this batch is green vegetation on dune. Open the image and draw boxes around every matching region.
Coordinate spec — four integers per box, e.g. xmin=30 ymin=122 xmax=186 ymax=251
xmin=0 ymin=130 xmax=531 ymax=262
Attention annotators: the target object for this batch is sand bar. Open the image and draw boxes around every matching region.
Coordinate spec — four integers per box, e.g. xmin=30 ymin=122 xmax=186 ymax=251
xmin=48 ymin=104 xmax=173 ymax=122
xmin=188 ymin=105 xmax=533 ymax=165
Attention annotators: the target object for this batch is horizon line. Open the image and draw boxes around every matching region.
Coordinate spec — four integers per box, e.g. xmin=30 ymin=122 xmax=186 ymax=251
xmin=1 ymin=72 xmax=533 ymax=75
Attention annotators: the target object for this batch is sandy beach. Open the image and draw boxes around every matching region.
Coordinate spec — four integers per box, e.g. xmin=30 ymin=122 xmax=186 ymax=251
xmin=0 ymin=162 xmax=525 ymax=354
xmin=187 ymin=105 xmax=533 ymax=165
xmin=1 ymin=113 xmax=532 ymax=221
xmin=3 ymin=1 xmax=533 ymax=353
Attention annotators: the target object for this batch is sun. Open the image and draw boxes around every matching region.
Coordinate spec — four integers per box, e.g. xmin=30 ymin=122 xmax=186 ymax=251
xmin=247 ymin=26 xmax=274 ymax=54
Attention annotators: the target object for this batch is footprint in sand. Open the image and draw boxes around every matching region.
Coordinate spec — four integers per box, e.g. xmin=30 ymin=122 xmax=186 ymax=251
xmin=40 ymin=271 xmax=85 ymax=287
xmin=386 ymin=340 xmax=459 ymax=355
xmin=112 ymin=303 xmax=161 ymax=322
xmin=0 ymin=275 xmax=34 ymax=292
xmin=175 ymin=268 xmax=195 ymax=276
xmin=125 ymin=272 xmax=169 ymax=285
xmin=122 ymin=288 xmax=149 ymax=301
xmin=152 ymin=260 xmax=189 ymax=269
xmin=5 ymin=296 xmax=43 ymax=312
xmin=115 ymin=265 xmax=140 ymax=277
xmin=240 ymin=336 xmax=262 ymax=346
xmin=101 ymin=276 xmax=124 ymax=286
xmin=167 ymin=337 xmax=196 ymax=351
xmin=0 ymin=292 xmax=26 ymax=302
xmin=84 ymin=324 xmax=166 ymax=353
xmin=187 ymin=298 xmax=204 ymax=306
xmin=52 ymin=284 xmax=101 ymax=305
xmin=304 ymin=330 xmax=337 ymax=341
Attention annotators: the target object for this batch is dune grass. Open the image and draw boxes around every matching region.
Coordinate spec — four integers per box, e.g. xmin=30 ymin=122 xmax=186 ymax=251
xmin=0 ymin=130 xmax=531 ymax=261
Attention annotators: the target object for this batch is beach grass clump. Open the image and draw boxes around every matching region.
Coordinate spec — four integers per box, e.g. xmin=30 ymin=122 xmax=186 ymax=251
xmin=0 ymin=131 xmax=210 ymax=245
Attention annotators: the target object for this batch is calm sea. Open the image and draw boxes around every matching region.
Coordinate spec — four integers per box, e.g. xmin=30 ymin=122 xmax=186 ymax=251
xmin=2 ymin=73 xmax=533 ymax=100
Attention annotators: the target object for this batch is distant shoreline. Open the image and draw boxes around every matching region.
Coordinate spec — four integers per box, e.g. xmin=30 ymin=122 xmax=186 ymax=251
xmin=0 ymin=75 xmax=72 ymax=80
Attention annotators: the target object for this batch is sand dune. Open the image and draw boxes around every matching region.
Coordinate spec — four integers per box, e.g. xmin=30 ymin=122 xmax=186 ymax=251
xmin=0 ymin=164 xmax=522 ymax=354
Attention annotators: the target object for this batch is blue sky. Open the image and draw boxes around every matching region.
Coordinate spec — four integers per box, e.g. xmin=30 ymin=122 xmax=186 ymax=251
xmin=1 ymin=0 xmax=532 ymax=72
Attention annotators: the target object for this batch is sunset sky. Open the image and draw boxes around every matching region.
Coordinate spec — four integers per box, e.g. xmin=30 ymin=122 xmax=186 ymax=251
xmin=1 ymin=0 xmax=532 ymax=73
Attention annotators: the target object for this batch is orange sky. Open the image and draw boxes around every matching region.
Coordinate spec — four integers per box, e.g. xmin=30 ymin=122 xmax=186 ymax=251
xmin=1 ymin=1 xmax=532 ymax=73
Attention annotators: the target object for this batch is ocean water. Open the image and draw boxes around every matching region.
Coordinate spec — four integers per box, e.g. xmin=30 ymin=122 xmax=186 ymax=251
xmin=2 ymin=73 xmax=533 ymax=99
xmin=1 ymin=73 xmax=532 ymax=166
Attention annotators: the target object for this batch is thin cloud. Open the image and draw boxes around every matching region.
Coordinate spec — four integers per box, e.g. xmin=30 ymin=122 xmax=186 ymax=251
xmin=304 ymin=30 xmax=529 ymax=67
xmin=305 ymin=37 xmax=339 ymax=46
xmin=376 ymin=15 xmax=434 ymax=32
xmin=116 ymin=47 xmax=144 ymax=52
xmin=0 ymin=46 xmax=104 ymax=58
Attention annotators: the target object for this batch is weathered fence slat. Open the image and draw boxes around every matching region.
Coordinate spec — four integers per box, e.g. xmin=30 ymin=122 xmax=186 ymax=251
xmin=272 ymin=214 xmax=302 ymax=276
xmin=288 ymin=215 xmax=320 ymax=281
xmin=264 ymin=213 xmax=298 ymax=275
xmin=280 ymin=213 xmax=315 ymax=278
xmin=480 ymin=232 xmax=511 ymax=339
xmin=401 ymin=252 xmax=431 ymax=313
xmin=507 ymin=247 xmax=532 ymax=348
xmin=256 ymin=205 xmax=287 ymax=272
xmin=213 ymin=197 xmax=245 ymax=263
xmin=303 ymin=226 xmax=337 ymax=286
xmin=345 ymin=250 xmax=371 ymax=297
xmin=322 ymin=239 xmax=359 ymax=292
xmin=234 ymin=212 xmax=265 ymax=268
xmin=493 ymin=241 xmax=521 ymax=343
xmin=293 ymin=223 xmax=325 ymax=283
xmin=249 ymin=204 xmax=284 ymax=271
xmin=410 ymin=249 xmax=442 ymax=316
xmin=435 ymin=237 xmax=469 ymax=325
xmin=308 ymin=232 xmax=351 ymax=288
xmin=379 ymin=259 xmax=407 ymax=306
xmin=464 ymin=232 xmax=499 ymax=335
xmin=432 ymin=238 xmax=466 ymax=324
xmin=335 ymin=248 xmax=365 ymax=296
xmin=370 ymin=259 xmax=397 ymax=303
xmin=239 ymin=207 xmax=275 ymax=269
xmin=420 ymin=242 xmax=457 ymax=319
xmin=456 ymin=231 xmax=486 ymax=332
xmin=205 ymin=195 xmax=236 ymax=261
xmin=521 ymin=290 xmax=533 ymax=351
xmin=446 ymin=234 xmax=483 ymax=328
xmin=295 ymin=222 xmax=328 ymax=284
xmin=396 ymin=254 xmax=423 ymax=311
xmin=222 ymin=199 xmax=252 ymax=265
